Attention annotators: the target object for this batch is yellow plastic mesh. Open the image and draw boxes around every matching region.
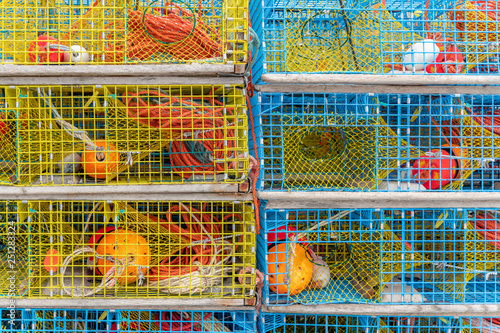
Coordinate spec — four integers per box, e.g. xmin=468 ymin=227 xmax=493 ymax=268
xmin=0 ymin=200 xmax=255 ymax=299
xmin=0 ymin=85 xmax=249 ymax=186
xmin=282 ymin=115 xmax=421 ymax=190
xmin=0 ymin=0 xmax=247 ymax=64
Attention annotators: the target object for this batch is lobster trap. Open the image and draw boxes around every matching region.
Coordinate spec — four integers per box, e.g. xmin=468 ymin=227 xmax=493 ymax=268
xmin=251 ymin=92 xmax=500 ymax=192
xmin=0 ymin=84 xmax=249 ymax=186
xmin=259 ymin=313 xmax=500 ymax=333
xmin=0 ymin=200 xmax=255 ymax=298
xmin=250 ymin=0 xmax=500 ymax=78
xmin=0 ymin=0 xmax=247 ymax=65
xmin=0 ymin=308 xmax=256 ymax=332
xmin=258 ymin=207 xmax=499 ymax=306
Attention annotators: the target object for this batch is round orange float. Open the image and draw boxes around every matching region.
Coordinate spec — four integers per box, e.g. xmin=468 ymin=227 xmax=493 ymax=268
xmin=95 ymin=229 xmax=151 ymax=285
xmin=267 ymin=242 xmax=313 ymax=296
xmin=82 ymin=140 xmax=120 ymax=179
xmin=411 ymin=144 xmax=465 ymax=190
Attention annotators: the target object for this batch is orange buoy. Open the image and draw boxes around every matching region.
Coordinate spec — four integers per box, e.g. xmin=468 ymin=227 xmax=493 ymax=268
xmin=95 ymin=229 xmax=151 ymax=285
xmin=81 ymin=140 xmax=120 ymax=179
xmin=411 ymin=148 xmax=458 ymax=190
xmin=87 ymin=226 xmax=117 ymax=275
xmin=43 ymin=248 xmax=61 ymax=273
xmin=268 ymin=242 xmax=313 ymax=296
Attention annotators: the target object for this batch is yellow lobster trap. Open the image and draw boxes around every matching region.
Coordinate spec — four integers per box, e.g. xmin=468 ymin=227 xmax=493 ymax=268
xmin=0 ymin=0 xmax=247 ymax=65
xmin=0 ymin=200 xmax=256 ymax=298
xmin=0 ymin=84 xmax=249 ymax=186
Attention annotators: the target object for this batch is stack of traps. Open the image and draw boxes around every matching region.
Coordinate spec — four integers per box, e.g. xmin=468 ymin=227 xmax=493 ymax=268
xmin=251 ymin=0 xmax=500 ymax=76
xmin=261 ymin=313 xmax=500 ymax=333
xmin=251 ymin=92 xmax=500 ymax=192
xmin=0 ymin=0 xmax=247 ymax=64
xmin=0 ymin=85 xmax=249 ymax=186
xmin=0 ymin=200 xmax=256 ymax=298
xmin=259 ymin=207 xmax=499 ymax=305
xmin=0 ymin=309 xmax=257 ymax=332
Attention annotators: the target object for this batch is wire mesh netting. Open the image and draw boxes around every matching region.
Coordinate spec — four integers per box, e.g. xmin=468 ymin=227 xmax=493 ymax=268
xmin=0 ymin=85 xmax=249 ymax=186
xmin=0 ymin=0 xmax=247 ymax=64
xmin=251 ymin=92 xmax=500 ymax=192
xmin=0 ymin=200 xmax=255 ymax=298
xmin=260 ymin=313 xmax=500 ymax=333
xmin=258 ymin=207 xmax=499 ymax=305
xmin=0 ymin=308 xmax=256 ymax=332
xmin=251 ymin=0 xmax=500 ymax=75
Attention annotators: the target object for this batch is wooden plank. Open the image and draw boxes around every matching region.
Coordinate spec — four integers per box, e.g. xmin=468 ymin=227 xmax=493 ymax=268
xmin=0 ymin=64 xmax=235 ymax=77
xmin=261 ymin=73 xmax=500 ymax=86
xmin=256 ymin=83 xmax=500 ymax=95
xmin=0 ymin=184 xmax=252 ymax=201
xmin=0 ymin=77 xmax=244 ymax=86
xmin=0 ymin=298 xmax=250 ymax=310
xmin=263 ymin=304 xmax=500 ymax=316
xmin=259 ymin=191 xmax=500 ymax=209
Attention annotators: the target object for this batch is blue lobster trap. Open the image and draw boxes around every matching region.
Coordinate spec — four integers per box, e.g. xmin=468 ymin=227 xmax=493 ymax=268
xmin=257 ymin=206 xmax=499 ymax=306
xmin=0 ymin=308 xmax=257 ymax=332
xmin=250 ymin=92 xmax=500 ymax=192
xmin=250 ymin=0 xmax=500 ymax=78
xmin=259 ymin=313 xmax=500 ymax=333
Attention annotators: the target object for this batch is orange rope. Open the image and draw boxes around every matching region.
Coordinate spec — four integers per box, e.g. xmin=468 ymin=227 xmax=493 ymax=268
xmin=473 ymin=211 xmax=500 ymax=249
xmin=104 ymin=3 xmax=221 ymax=62
xmin=247 ymin=95 xmax=260 ymax=234
xmin=148 ymin=204 xmax=238 ymax=280
xmin=122 ymin=89 xmax=235 ymax=179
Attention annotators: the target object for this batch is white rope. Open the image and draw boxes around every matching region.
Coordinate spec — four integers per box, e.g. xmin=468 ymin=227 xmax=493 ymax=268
xmin=37 ymin=88 xmax=98 ymax=152
xmin=60 ymin=246 xmax=140 ymax=297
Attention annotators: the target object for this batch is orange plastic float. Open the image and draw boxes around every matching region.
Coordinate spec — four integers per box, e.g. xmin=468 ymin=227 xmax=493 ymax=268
xmin=81 ymin=140 xmax=120 ymax=179
xmin=268 ymin=242 xmax=313 ymax=296
xmin=411 ymin=144 xmax=465 ymax=190
xmin=95 ymin=229 xmax=151 ymax=285
xmin=28 ymin=35 xmax=66 ymax=63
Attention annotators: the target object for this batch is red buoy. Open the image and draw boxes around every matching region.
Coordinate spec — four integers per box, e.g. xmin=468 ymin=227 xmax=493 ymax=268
xmin=28 ymin=35 xmax=65 ymax=64
xmin=412 ymin=149 xmax=458 ymax=190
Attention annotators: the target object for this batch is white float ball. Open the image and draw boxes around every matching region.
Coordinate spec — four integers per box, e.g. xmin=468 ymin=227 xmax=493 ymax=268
xmin=63 ymin=45 xmax=90 ymax=63
xmin=403 ymin=39 xmax=439 ymax=71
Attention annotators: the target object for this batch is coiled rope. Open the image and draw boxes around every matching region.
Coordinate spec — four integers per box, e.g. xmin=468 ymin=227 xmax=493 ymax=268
xmin=147 ymin=202 xmax=235 ymax=294
xmin=103 ymin=2 xmax=221 ymax=62
xmin=122 ymin=89 xmax=236 ymax=178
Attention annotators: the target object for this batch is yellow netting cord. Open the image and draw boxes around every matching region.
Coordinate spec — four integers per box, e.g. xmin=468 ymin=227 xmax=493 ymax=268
xmin=282 ymin=115 xmax=421 ymax=190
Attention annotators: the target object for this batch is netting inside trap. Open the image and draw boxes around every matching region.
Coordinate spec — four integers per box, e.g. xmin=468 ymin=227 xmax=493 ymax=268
xmin=281 ymin=115 xmax=420 ymax=190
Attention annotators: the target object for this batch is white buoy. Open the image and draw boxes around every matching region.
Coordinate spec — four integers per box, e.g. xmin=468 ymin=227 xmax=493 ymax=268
xmin=403 ymin=39 xmax=440 ymax=71
xmin=63 ymin=45 xmax=90 ymax=63
xmin=381 ymin=282 xmax=423 ymax=303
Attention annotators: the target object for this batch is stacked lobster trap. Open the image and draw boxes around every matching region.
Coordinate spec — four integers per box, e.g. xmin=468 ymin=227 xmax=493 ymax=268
xmin=260 ymin=313 xmax=500 ymax=333
xmin=250 ymin=0 xmax=500 ymax=79
xmin=258 ymin=207 xmax=499 ymax=305
xmin=0 ymin=0 xmax=256 ymax=329
xmin=0 ymin=85 xmax=250 ymax=186
xmin=0 ymin=0 xmax=248 ymax=65
xmin=249 ymin=0 xmax=500 ymax=327
xmin=0 ymin=308 xmax=256 ymax=332
xmin=251 ymin=92 xmax=500 ymax=192
xmin=0 ymin=200 xmax=256 ymax=298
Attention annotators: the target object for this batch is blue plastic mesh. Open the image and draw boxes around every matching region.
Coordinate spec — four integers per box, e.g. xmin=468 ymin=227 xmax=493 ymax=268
xmin=250 ymin=0 xmax=500 ymax=78
xmin=259 ymin=206 xmax=499 ymax=306
xmin=0 ymin=308 xmax=257 ymax=332
xmin=251 ymin=92 xmax=500 ymax=192
xmin=260 ymin=313 xmax=500 ymax=333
